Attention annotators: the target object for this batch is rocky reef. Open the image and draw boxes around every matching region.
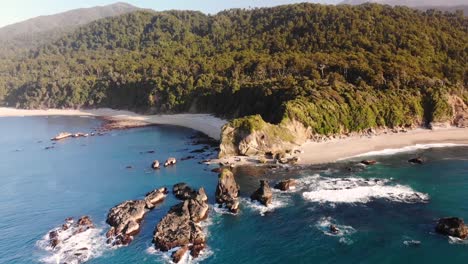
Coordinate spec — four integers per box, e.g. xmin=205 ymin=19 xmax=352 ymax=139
xmin=153 ymin=187 xmax=209 ymax=263
xmin=435 ymin=217 xmax=468 ymax=239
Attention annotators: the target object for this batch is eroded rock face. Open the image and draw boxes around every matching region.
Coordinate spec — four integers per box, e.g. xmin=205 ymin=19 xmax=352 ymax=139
xmin=153 ymin=188 xmax=209 ymax=263
xmin=274 ymin=179 xmax=297 ymax=191
xmin=145 ymin=187 xmax=168 ymax=209
xmin=215 ymin=168 xmax=240 ymax=213
xmin=251 ymin=180 xmax=273 ymax=206
xmin=106 ymin=200 xmax=146 ymax=245
xmin=436 ymin=217 xmax=468 ymax=239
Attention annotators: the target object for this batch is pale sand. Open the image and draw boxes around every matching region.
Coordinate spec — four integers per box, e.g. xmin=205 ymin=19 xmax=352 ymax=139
xmin=297 ymin=128 xmax=468 ymax=164
xmin=2 ymin=107 xmax=468 ymax=164
xmin=0 ymin=108 xmax=227 ymax=140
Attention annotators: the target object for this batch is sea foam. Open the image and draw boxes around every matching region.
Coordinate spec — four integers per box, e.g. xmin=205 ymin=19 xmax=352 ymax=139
xmin=301 ymin=176 xmax=429 ymax=204
xmin=36 ymin=221 xmax=109 ymax=264
xmin=315 ymin=216 xmax=356 ymax=245
xmin=344 ymin=143 xmax=468 ymax=159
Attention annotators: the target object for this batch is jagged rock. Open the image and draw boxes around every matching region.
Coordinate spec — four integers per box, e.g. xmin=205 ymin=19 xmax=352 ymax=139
xmin=215 ymin=168 xmax=240 ymax=213
xmin=251 ymin=180 xmax=273 ymax=206
xmin=408 ymin=157 xmax=424 ymax=164
xmin=171 ymin=245 xmax=189 ymax=263
xmin=151 ymin=160 xmax=160 ymax=169
xmin=106 ymin=200 xmax=146 ymax=245
xmin=274 ymin=179 xmax=297 ymax=191
xmin=435 ymin=217 xmax=468 ymax=239
xmin=329 ymin=224 xmax=340 ymax=234
xmin=144 ymin=187 xmax=168 ymax=209
xmin=361 ymin=160 xmax=377 ymax=165
xmin=153 ymin=189 xmax=209 ymax=263
xmin=164 ymin=157 xmax=177 ymax=167
xmin=173 ymin=183 xmax=197 ymax=200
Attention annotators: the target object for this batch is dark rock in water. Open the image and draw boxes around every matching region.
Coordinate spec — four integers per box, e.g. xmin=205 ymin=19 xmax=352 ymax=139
xmin=173 ymin=183 xmax=197 ymax=200
xmin=172 ymin=245 xmax=189 ymax=263
xmin=44 ymin=146 xmax=55 ymax=150
xmin=274 ymin=179 xmax=297 ymax=191
xmin=125 ymin=165 xmax=133 ymax=169
xmin=181 ymin=156 xmax=195 ymax=161
xmin=146 ymin=150 xmax=155 ymax=154
xmin=215 ymin=168 xmax=240 ymax=213
xmin=190 ymin=148 xmax=206 ymax=153
xmin=435 ymin=217 xmax=468 ymax=239
xmin=329 ymin=224 xmax=340 ymax=234
xmin=145 ymin=187 xmax=168 ymax=209
xmin=361 ymin=160 xmax=377 ymax=165
xmin=106 ymin=200 xmax=147 ymax=245
xmin=211 ymin=167 xmax=222 ymax=173
xmin=251 ymin=180 xmax=273 ymax=206
xmin=153 ymin=189 xmax=209 ymax=263
xmin=408 ymin=157 xmax=424 ymax=164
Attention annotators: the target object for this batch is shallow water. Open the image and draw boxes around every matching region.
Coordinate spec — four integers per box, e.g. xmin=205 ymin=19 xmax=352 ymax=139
xmin=1 ymin=116 xmax=468 ymax=263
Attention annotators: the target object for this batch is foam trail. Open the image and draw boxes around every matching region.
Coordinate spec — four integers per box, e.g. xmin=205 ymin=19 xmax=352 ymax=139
xmin=301 ymin=176 xmax=429 ymax=204
xmin=342 ymin=143 xmax=468 ymax=159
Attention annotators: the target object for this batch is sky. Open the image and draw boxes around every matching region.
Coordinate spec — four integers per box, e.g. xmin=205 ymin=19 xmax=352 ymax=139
xmin=0 ymin=0 xmax=340 ymax=28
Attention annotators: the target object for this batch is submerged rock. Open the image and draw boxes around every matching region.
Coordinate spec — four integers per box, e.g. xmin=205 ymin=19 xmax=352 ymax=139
xmin=360 ymin=160 xmax=377 ymax=165
xmin=153 ymin=188 xmax=209 ymax=263
xmin=435 ymin=217 xmax=468 ymax=239
xmin=251 ymin=180 xmax=273 ymax=206
xmin=408 ymin=157 xmax=424 ymax=164
xmin=215 ymin=168 xmax=240 ymax=213
xmin=274 ymin=179 xmax=297 ymax=191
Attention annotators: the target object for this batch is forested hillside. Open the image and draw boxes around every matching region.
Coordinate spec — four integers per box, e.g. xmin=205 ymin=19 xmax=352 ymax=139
xmin=1 ymin=3 xmax=467 ymax=135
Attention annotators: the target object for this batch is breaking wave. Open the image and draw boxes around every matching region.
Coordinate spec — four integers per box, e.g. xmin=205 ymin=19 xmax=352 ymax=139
xmin=36 ymin=220 xmax=109 ymax=264
xmin=344 ymin=143 xmax=468 ymax=159
xmin=301 ymin=176 xmax=429 ymax=204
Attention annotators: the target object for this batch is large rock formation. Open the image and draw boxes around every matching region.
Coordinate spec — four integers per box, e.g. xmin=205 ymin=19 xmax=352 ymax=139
xmin=173 ymin=182 xmax=197 ymax=200
xmin=219 ymin=115 xmax=310 ymax=158
xmin=449 ymin=95 xmax=468 ymax=128
xmin=106 ymin=188 xmax=167 ymax=245
xmin=153 ymin=188 xmax=209 ymax=263
xmin=251 ymin=180 xmax=273 ymax=206
xmin=435 ymin=217 xmax=468 ymax=239
xmin=274 ymin=179 xmax=297 ymax=191
xmin=215 ymin=168 xmax=240 ymax=213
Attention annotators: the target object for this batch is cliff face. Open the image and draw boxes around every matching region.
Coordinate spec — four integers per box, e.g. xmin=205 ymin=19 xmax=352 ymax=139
xmin=449 ymin=95 xmax=468 ymax=128
xmin=219 ymin=115 xmax=311 ymax=158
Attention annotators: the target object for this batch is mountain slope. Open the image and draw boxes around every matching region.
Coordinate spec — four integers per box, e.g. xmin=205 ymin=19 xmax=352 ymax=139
xmin=340 ymin=0 xmax=467 ymax=14
xmin=0 ymin=4 xmax=466 ymax=143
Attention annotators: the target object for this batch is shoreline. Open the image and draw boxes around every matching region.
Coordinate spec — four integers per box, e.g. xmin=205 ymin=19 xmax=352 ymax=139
xmin=0 ymin=107 xmax=227 ymax=140
xmin=2 ymin=107 xmax=468 ymax=165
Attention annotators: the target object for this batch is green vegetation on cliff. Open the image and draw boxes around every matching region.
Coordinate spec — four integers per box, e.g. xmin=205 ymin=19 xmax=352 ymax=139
xmin=0 ymin=3 xmax=467 ymax=135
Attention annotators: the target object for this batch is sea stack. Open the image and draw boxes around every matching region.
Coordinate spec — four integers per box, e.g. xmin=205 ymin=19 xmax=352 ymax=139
xmin=251 ymin=180 xmax=273 ymax=206
xmin=274 ymin=179 xmax=297 ymax=191
xmin=164 ymin=157 xmax=177 ymax=167
xmin=215 ymin=168 xmax=240 ymax=213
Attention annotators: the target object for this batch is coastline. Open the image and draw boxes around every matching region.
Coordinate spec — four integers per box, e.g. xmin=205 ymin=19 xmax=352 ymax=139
xmin=2 ymin=107 xmax=468 ymax=165
xmin=0 ymin=107 xmax=227 ymax=140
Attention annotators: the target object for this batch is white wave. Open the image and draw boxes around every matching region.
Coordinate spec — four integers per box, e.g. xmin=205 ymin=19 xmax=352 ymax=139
xmin=343 ymin=143 xmax=468 ymax=159
xmin=212 ymin=203 xmax=238 ymax=215
xmin=36 ymin=221 xmax=109 ymax=264
xmin=448 ymin=236 xmax=468 ymax=244
xmin=403 ymin=240 xmax=421 ymax=246
xmin=315 ymin=217 xmax=355 ymax=245
xmin=301 ymin=176 xmax=429 ymax=204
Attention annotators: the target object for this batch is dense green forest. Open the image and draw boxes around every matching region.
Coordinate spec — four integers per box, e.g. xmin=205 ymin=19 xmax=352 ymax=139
xmin=0 ymin=3 xmax=467 ymax=135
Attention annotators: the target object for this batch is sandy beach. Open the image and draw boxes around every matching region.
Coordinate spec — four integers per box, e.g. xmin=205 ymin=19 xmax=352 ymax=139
xmin=0 ymin=108 xmax=227 ymax=140
xmin=2 ymin=107 xmax=468 ymax=164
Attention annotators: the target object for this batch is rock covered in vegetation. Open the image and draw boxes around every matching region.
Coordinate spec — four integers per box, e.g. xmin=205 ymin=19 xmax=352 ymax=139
xmin=251 ymin=180 xmax=273 ymax=206
xmin=153 ymin=188 xmax=209 ymax=262
xmin=274 ymin=179 xmax=297 ymax=191
xmin=215 ymin=168 xmax=240 ymax=213
xmin=435 ymin=217 xmax=468 ymax=239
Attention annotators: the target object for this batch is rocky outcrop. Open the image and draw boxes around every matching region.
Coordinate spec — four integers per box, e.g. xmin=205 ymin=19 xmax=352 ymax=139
xmin=151 ymin=160 xmax=160 ymax=169
xmin=153 ymin=188 xmax=209 ymax=263
xmin=274 ymin=179 xmax=297 ymax=191
xmin=435 ymin=217 xmax=468 ymax=239
xmin=219 ymin=115 xmax=310 ymax=158
xmin=106 ymin=188 xmax=167 ymax=245
xmin=173 ymin=182 xmax=197 ymax=200
xmin=449 ymin=95 xmax=468 ymax=128
xmin=361 ymin=160 xmax=377 ymax=165
xmin=215 ymin=168 xmax=240 ymax=213
xmin=164 ymin=157 xmax=177 ymax=167
xmin=250 ymin=180 xmax=273 ymax=206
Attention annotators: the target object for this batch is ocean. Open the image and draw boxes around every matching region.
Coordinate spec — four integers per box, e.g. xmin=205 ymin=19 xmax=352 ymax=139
xmin=1 ymin=116 xmax=468 ymax=264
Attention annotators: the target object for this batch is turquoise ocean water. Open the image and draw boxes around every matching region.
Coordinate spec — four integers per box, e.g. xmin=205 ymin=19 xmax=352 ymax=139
xmin=1 ymin=116 xmax=468 ymax=263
